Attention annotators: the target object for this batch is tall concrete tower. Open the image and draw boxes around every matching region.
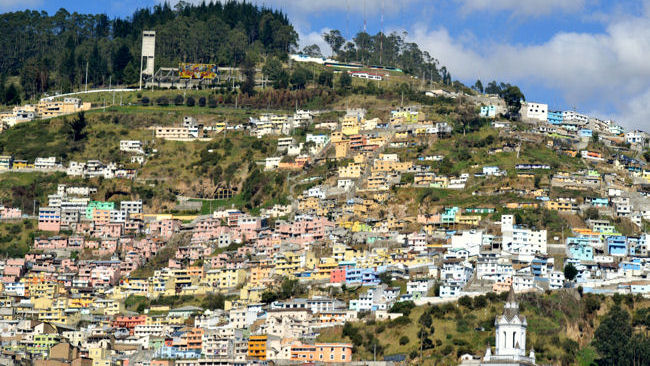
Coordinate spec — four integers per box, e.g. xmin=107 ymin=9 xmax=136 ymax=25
xmin=139 ymin=30 xmax=156 ymax=90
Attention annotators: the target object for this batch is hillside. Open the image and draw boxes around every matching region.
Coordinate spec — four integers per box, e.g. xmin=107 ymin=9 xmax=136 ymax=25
xmin=317 ymin=290 xmax=650 ymax=366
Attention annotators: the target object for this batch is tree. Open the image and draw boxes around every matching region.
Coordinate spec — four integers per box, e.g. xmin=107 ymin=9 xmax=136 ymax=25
xmin=240 ymin=52 xmax=256 ymax=96
xmin=390 ymin=301 xmax=415 ymax=316
xmin=66 ymin=112 xmax=87 ymax=142
xmin=156 ymin=96 xmax=169 ymax=106
xmin=112 ymin=44 xmax=132 ymax=82
xmin=302 ymin=44 xmax=322 ymax=58
xmin=339 ymin=72 xmax=352 ymax=89
xmin=198 ymin=96 xmax=206 ymax=107
xmin=186 ymin=96 xmax=195 ymax=107
xmin=4 ymin=84 xmax=20 ymax=105
xmin=318 ymin=70 xmax=334 ymax=88
xmin=323 ymin=30 xmax=345 ymax=56
xmin=290 ymin=67 xmax=310 ymax=90
xmin=208 ymin=95 xmax=217 ymax=108
xmin=458 ymin=296 xmax=473 ymax=309
xmin=591 ymin=131 xmax=600 ymax=144
xmin=275 ymin=70 xmax=290 ymax=89
xmin=564 ymin=263 xmax=578 ymax=282
xmin=473 ymin=79 xmax=484 ymax=93
xmin=262 ymin=57 xmax=283 ymax=80
xmin=593 ymin=305 xmax=632 ymax=365
xmin=499 ymin=85 xmax=525 ymax=120
xmin=174 ymin=94 xmax=184 ymax=106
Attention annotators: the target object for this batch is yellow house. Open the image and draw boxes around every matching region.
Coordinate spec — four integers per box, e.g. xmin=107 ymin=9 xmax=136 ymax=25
xmin=203 ymin=268 xmax=247 ymax=290
xmin=367 ymin=136 xmax=387 ymax=146
xmin=273 ymin=251 xmax=304 ymax=277
xmin=545 ymin=198 xmax=578 ymax=212
xmin=250 ymin=265 xmax=273 ymax=285
xmin=28 ymin=280 xmax=60 ymax=299
xmin=456 ymin=214 xmax=481 ymax=226
xmin=341 ymin=116 xmax=361 ymax=135
xmin=330 ymin=131 xmax=345 ymax=143
xmin=395 ymin=131 xmax=410 ymax=140
xmin=240 ymin=285 xmax=265 ymax=303
xmin=338 ymin=162 xmax=363 ymax=178
xmin=373 ymin=159 xmax=413 ymax=173
xmin=315 ymin=258 xmax=338 ymax=280
xmin=88 ymin=347 xmax=111 ymax=366
xmin=335 ymin=141 xmax=350 ymax=159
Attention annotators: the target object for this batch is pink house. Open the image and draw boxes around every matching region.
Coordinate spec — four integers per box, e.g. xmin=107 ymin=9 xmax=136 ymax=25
xmin=95 ymin=223 xmax=123 ymax=238
xmin=90 ymin=266 xmax=120 ymax=287
xmin=34 ymin=237 xmax=68 ymax=250
xmin=149 ymin=219 xmax=180 ymax=239
xmin=38 ymin=207 xmax=61 ymax=232
xmin=0 ymin=207 xmax=21 ymax=219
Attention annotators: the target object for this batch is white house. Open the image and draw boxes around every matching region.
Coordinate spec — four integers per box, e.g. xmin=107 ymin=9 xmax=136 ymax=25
xmin=451 ymin=230 xmax=484 ymax=257
xmin=523 ymin=102 xmax=548 ymax=122
xmin=501 ymin=215 xmax=547 ymax=255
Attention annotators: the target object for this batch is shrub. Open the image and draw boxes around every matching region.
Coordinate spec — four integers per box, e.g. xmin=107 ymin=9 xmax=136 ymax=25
xmin=458 ymin=295 xmax=473 ymax=309
xmin=391 ymin=316 xmax=411 ymax=327
xmin=442 ymin=345 xmax=454 ymax=355
xmin=198 ymin=96 xmax=206 ymax=107
xmin=156 ymin=96 xmax=168 ymax=106
xmin=399 ymin=336 xmax=409 ymax=345
xmin=141 ymin=96 xmax=150 ymax=105
xmin=186 ymin=96 xmax=195 ymax=107
xmin=174 ymin=94 xmax=184 ymax=105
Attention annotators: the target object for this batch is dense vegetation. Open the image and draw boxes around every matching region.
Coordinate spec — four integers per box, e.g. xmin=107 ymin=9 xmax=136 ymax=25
xmin=0 ymin=1 xmax=297 ymax=97
xmin=319 ymin=30 xmax=447 ymax=83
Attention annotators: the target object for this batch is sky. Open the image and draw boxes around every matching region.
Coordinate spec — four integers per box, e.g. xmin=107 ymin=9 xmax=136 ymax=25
xmin=2 ymin=0 xmax=650 ymax=129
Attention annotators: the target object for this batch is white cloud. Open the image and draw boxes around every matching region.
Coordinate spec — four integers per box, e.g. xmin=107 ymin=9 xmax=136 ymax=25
xmin=409 ymin=14 xmax=650 ymax=129
xmin=0 ymin=0 xmax=42 ymax=10
xmin=456 ymin=0 xmax=585 ymax=16
xmin=298 ymin=28 xmax=333 ymax=56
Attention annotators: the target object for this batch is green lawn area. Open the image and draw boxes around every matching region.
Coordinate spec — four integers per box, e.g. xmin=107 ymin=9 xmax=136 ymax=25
xmin=0 ymin=219 xmax=40 ymax=257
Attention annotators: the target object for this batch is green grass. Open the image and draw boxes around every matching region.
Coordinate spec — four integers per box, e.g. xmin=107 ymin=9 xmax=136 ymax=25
xmin=0 ymin=220 xmax=40 ymax=257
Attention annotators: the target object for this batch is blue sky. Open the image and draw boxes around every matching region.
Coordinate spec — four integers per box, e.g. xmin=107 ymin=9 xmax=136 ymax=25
xmin=3 ymin=0 xmax=650 ymax=129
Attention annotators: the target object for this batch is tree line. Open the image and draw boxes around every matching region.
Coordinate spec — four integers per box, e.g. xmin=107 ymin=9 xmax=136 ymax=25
xmin=0 ymin=1 xmax=298 ymax=99
xmin=311 ymin=29 xmax=448 ymax=84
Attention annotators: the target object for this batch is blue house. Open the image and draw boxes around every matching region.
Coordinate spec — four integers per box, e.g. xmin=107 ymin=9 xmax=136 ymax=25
xmin=547 ymin=111 xmax=563 ymax=125
xmin=531 ymin=257 xmax=549 ymax=277
xmin=568 ymin=244 xmax=594 ymax=261
xmin=579 ymin=129 xmax=593 ymax=138
xmin=619 ymin=259 xmax=642 ymax=272
xmin=480 ymin=105 xmax=497 ymax=118
xmin=346 ymin=268 xmax=379 ymax=286
xmin=606 ymin=236 xmax=628 ymax=256
xmin=586 ymin=197 xmax=609 ymax=207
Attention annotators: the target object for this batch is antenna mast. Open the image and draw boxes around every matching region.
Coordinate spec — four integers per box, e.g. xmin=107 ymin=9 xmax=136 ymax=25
xmin=380 ymin=0 xmax=384 ymax=65
xmin=363 ymin=0 xmax=367 ymax=33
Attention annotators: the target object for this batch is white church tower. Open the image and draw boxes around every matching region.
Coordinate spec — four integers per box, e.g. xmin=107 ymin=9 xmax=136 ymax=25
xmin=481 ymin=287 xmax=536 ymax=366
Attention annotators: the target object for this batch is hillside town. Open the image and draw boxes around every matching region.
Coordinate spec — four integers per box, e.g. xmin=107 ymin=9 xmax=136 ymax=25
xmin=0 ymin=1 xmax=649 ymax=365
xmin=0 ymin=88 xmax=648 ymax=366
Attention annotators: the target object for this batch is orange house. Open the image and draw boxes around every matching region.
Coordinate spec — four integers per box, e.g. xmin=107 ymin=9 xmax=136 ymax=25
xmin=183 ymin=328 xmax=204 ymax=351
xmin=248 ymin=335 xmax=267 ymax=360
xmin=291 ymin=342 xmax=353 ymax=363
xmin=112 ymin=315 xmax=147 ymax=334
